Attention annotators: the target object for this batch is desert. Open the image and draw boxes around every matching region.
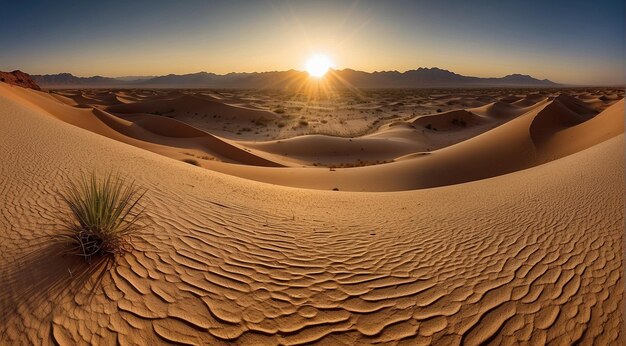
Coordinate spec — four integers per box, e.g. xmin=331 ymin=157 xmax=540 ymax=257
xmin=0 ymin=75 xmax=623 ymax=344
xmin=1 ymin=1 xmax=624 ymax=345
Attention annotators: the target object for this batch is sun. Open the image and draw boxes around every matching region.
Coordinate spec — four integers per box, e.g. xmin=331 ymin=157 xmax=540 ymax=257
xmin=305 ymin=54 xmax=333 ymax=78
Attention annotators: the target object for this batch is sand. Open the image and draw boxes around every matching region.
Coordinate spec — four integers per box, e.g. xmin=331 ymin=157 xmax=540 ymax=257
xmin=0 ymin=82 xmax=623 ymax=344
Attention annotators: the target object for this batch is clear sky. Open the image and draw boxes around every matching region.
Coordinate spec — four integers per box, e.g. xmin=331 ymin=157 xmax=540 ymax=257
xmin=1 ymin=0 xmax=624 ymax=85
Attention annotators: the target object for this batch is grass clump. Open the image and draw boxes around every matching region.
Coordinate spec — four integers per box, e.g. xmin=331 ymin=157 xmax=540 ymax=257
xmin=59 ymin=173 xmax=145 ymax=259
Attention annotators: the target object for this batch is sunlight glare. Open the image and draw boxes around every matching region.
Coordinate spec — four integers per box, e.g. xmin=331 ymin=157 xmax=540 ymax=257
xmin=306 ymin=54 xmax=333 ymax=78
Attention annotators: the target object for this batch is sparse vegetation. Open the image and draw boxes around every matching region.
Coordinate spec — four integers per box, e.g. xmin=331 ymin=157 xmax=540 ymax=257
xmin=149 ymin=108 xmax=175 ymax=116
xmin=425 ymin=124 xmax=438 ymax=131
xmin=251 ymin=117 xmax=271 ymax=126
xmin=58 ymin=173 xmax=145 ymax=260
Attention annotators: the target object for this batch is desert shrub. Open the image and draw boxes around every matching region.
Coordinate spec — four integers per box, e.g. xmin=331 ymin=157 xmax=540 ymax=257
xmin=274 ymin=108 xmax=285 ymax=114
xmin=183 ymin=158 xmax=200 ymax=166
xmin=58 ymin=173 xmax=145 ymax=259
xmin=299 ymin=120 xmax=309 ymax=126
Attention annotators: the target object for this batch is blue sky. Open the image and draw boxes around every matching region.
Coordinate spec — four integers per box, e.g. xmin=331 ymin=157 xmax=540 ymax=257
xmin=0 ymin=0 xmax=623 ymax=85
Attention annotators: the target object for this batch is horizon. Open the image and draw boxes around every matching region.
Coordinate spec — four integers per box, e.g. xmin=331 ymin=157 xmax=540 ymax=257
xmin=1 ymin=0 xmax=624 ymax=85
xmin=30 ymin=66 xmax=554 ymax=79
xmin=23 ymin=67 xmax=625 ymax=87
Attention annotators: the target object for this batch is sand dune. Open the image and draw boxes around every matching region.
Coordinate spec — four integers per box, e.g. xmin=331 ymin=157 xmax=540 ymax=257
xmin=0 ymin=82 xmax=622 ymax=344
xmin=1 ymin=83 xmax=622 ymax=192
xmin=205 ymin=98 xmax=624 ymax=191
xmin=411 ymin=109 xmax=488 ymax=131
xmin=529 ymin=95 xmax=597 ymax=145
xmin=241 ymin=96 xmax=555 ymax=168
xmin=244 ymin=134 xmax=420 ymax=166
xmin=105 ymin=94 xmax=279 ymax=124
xmin=469 ymin=100 xmax=546 ymax=119
xmin=510 ymin=93 xmax=547 ymax=105
xmin=0 ymin=84 xmax=284 ymax=167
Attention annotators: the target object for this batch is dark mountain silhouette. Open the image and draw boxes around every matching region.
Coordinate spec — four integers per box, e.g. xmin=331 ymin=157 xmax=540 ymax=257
xmin=31 ymin=67 xmax=559 ymax=89
xmin=31 ymin=73 xmax=119 ymax=87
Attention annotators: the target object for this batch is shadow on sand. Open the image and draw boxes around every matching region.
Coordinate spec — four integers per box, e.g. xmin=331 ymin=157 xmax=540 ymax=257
xmin=0 ymin=236 xmax=114 ymax=337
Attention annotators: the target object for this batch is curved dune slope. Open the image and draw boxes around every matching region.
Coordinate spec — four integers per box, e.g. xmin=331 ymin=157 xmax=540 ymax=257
xmin=240 ymin=100 xmax=551 ymax=167
xmin=208 ymin=98 xmax=624 ymax=191
xmin=529 ymin=95 xmax=597 ymax=144
xmin=0 ymin=85 xmax=622 ymax=345
xmin=469 ymin=100 xmax=547 ymax=119
xmin=105 ymin=94 xmax=278 ymax=123
xmin=244 ymin=133 xmax=424 ymax=166
xmin=512 ymin=94 xmax=549 ymax=108
xmin=0 ymin=85 xmax=283 ymax=167
xmin=411 ymin=109 xmax=488 ymax=131
xmin=3 ymin=84 xmax=621 ymax=192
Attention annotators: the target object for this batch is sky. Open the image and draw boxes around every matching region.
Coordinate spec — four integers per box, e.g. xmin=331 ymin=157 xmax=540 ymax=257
xmin=0 ymin=0 xmax=624 ymax=85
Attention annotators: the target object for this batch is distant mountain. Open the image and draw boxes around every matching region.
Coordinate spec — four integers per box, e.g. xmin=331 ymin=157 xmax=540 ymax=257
xmin=114 ymin=75 xmax=156 ymax=81
xmin=32 ymin=73 xmax=120 ymax=87
xmin=31 ymin=68 xmax=559 ymax=89
xmin=0 ymin=70 xmax=41 ymax=90
xmin=329 ymin=68 xmax=558 ymax=88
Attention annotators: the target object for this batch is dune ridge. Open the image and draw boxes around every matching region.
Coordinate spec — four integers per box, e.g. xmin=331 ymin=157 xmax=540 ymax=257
xmin=0 ymin=84 xmax=284 ymax=167
xmin=5 ymin=83 xmax=622 ymax=192
xmin=203 ymin=98 xmax=624 ymax=191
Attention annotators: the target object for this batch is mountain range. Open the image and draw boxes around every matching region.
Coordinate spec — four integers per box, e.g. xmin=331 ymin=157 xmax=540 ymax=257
xmin=31 ymin=67 xmax=559 ymax=89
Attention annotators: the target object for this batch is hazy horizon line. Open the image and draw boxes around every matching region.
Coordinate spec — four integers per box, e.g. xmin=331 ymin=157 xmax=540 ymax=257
xmin=12 ymin=66 xmax=626 ymax=87
xmin=24 ymin=66 xmax=557 ymax=80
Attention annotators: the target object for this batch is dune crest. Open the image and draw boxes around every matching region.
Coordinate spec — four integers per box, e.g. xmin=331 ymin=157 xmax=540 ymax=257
xmin=0 ymin=83 xmax=622 ymax=192
xmin=204 ymin=97 xmax=624 ymax=191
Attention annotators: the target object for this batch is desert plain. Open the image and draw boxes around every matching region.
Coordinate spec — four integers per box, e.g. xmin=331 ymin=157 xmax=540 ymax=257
xmin=0 ymin=79 xmax=624 ymax=344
